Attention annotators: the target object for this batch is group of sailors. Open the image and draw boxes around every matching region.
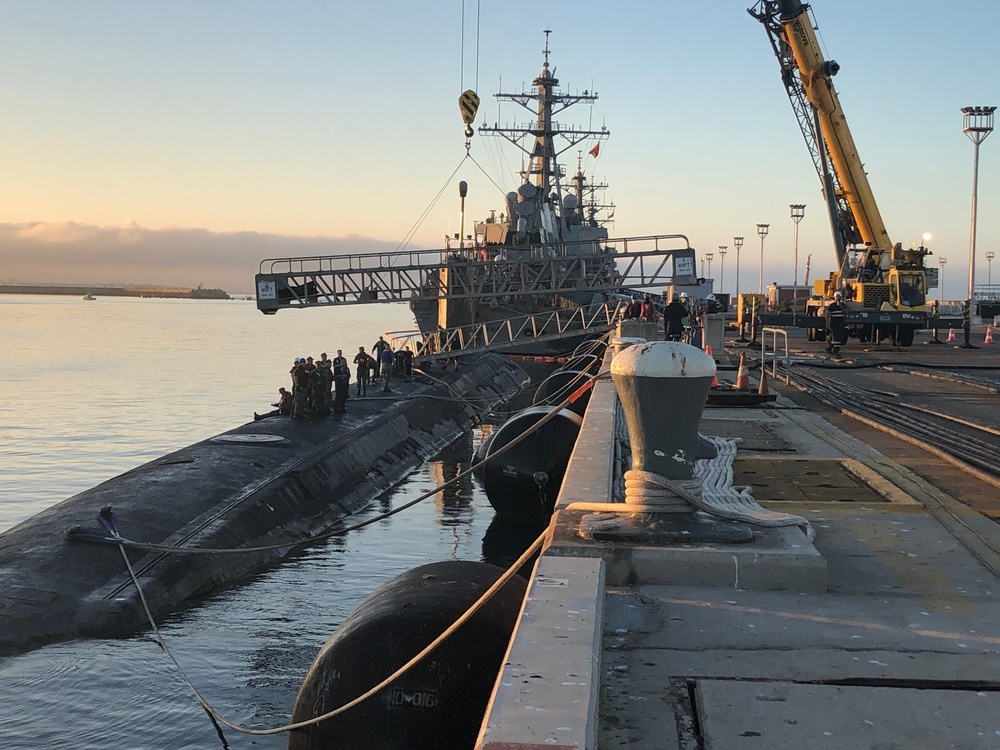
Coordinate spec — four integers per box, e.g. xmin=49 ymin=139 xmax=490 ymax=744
xmin=256 ymin=337 xmax=416 ymax=421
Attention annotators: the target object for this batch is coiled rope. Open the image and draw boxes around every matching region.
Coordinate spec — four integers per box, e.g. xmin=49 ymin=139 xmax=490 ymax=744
xmin=622 ymin=437 xmax=814 ymax=541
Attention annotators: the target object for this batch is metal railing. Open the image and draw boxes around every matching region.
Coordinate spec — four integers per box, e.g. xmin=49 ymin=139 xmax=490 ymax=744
xmin=385 ymin=301 xmax=627 ymax=361
xmin=761 ymin=327 xmax=791 ymax=384
xmin=257 ymin=233 xmax=691 ymax=275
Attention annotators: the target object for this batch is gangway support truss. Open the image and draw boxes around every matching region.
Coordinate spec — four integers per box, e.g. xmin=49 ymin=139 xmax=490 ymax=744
xmin=254 ymin=234 xmax=695 ymax=314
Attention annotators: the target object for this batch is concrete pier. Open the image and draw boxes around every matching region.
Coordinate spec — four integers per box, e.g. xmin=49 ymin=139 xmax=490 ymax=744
xmin=477 ymin=336 xmax=1000 ymax=749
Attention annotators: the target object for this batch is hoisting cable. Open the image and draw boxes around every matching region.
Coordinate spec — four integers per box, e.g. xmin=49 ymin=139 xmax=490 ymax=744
xmin=475 ymin=0 xmax=481 ymax=92
xmin=467 ymin=153 xmax=513 ymax=198
xmin=70 ymin=371 xmax=611 ymax=558
xmin=392 ymin=154 xmax=468 ymax=254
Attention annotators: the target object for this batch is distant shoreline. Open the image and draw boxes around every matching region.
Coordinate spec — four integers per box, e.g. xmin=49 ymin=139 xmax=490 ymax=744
xmin=0 ymin=284 xmax=230 ymax=300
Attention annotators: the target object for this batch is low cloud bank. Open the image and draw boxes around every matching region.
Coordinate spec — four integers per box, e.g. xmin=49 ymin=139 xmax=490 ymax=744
xmin=0 ymin=222 xmax=402 ymax=294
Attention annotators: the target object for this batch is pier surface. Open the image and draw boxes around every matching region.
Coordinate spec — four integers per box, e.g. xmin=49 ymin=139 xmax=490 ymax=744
xmin=478 ymin=328 xmax=1000 ymax=749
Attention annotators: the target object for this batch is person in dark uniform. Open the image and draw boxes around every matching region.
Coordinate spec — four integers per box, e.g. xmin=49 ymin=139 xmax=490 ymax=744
xmin=354 ymin=346 xmax=374 ymax=395
xmin=825 ymin=291 xmax=847 ymax=356
xmin=333 ymin=359 xmax=350 ymax=414
xmin=315 ymin=360 xmax=333 ymax=416
xmin=662 ymin=293 xmax=687 ymax=341
xmin=397 ymin=347 xmax=414 ymax=381
xmin=372 ymin=336 xmax=390 ymax=379
xmin=290 ymin=358 xmax=310 ymax=419
xmin=625 ymin=296 xmax=642 ymax=319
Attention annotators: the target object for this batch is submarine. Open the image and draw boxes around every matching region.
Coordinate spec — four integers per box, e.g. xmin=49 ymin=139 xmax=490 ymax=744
xmin=0 ymin=353 xmax=528 ymax=655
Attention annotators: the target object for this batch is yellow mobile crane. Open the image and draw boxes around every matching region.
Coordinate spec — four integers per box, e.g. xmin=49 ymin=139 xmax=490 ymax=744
xmin=749 ymin=0 xmax=929 ymax=346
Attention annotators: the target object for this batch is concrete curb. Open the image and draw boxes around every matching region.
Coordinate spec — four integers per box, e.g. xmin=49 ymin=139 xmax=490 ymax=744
xmin=476 ymin=555 xmax=605 ymax=750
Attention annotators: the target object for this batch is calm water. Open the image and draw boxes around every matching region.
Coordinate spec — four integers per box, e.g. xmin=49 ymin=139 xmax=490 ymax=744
xmin=0 ymin=294 xmax=524 ymax=749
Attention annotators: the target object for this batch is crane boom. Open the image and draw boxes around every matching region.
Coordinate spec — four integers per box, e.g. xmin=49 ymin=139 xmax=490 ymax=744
xmin=772 ymin=0 xmax=893 ymax=256
xmin=750 ymin=0 xmax=931 ymax=347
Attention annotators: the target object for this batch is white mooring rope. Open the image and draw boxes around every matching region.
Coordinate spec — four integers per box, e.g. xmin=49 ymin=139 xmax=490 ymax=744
xmin=623 ymin=435 xmax=815 ymax=541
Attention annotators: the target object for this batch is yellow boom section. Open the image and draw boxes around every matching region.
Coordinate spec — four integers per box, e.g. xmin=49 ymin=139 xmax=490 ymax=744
xmin=781 ymin=9 xmax=893 ymax=253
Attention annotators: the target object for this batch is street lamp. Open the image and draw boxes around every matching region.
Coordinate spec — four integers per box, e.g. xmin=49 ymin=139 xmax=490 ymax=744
xmin=790 ymin=204 xmax=806 ymax=325
xmin=705 ymin=252 xmax=714 ymax=280
xmin=987 ymin=251 xmax=995 ymax=287
xmin=939 ymin=257 xmax=947 ymax=300
xmin=718 ymin=246 xmax=728 ymax=297
xmin=733 ymin=236 xmax=744 ymax=299
xmin=756 ymin=224 xmax=770 ymax=294
xmin=962 ymin=105 xmax=995 ymax=346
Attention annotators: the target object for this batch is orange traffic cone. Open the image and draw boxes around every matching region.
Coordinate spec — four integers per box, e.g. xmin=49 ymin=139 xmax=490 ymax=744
xmin=946 ymin=327 xmax=956 ymax=343
xmin=705 ymin=344 xmax=719 ymax=388
xmin=758 ymin=365 xmax=769 ymax=395
xmin=735 ymin=353 xmax=750 ymax=391
xmin=986 ymin=326 xmax=994 ymax=345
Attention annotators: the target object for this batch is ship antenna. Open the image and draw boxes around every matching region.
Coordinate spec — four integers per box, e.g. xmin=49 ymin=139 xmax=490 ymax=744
xmin=543 ymin=29 xmax=551 ymax=71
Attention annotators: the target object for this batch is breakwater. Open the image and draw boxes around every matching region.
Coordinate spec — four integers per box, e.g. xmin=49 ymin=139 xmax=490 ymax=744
xmin=0 ymin=284 xmax=230 ymax=299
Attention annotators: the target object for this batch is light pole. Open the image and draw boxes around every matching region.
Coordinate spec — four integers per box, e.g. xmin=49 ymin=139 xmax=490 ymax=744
xmin=718 ymin=246 xmax=728 ymax=297
xmin=705 ymin=252 xmax=714 ymax=281
xmin=756 ymin=224 xmax=769 ymax=295
xmin=733 ymin=236 xmax=744 ymax=300
xmin=987 ymin=251 xmax=995 ymax=287
xmin=962 ymin=105 xmax=995 ymax=346
xmin=790 ymin=204 xmax=806 ymax=325
xmin=939 ymin=257 xmax=947 ymax=300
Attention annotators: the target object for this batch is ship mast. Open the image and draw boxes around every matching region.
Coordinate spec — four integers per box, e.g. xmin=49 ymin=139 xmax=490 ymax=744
xmin=479 ymin=30 xmax=608 ymax=198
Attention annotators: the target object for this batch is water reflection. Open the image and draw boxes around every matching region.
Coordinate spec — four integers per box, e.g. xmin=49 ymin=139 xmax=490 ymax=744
xmin=481 ymin=513 xmax=549 ymax=577
xmin=431 ymin=430 xmax=476 ymax=521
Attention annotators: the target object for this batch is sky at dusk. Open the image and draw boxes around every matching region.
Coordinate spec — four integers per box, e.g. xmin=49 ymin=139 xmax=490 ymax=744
xmin=0 ymin=0 xmax=998 ymax=296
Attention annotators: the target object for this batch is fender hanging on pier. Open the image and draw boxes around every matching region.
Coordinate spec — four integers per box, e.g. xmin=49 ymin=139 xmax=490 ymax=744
xmin=289 ymin=560 xmax=527 ymax=750
xmin=481 ymin=406 xmax=583 ymax=516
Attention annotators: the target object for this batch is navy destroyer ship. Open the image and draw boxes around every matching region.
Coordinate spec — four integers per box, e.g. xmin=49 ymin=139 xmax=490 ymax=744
xmin=408 ymin=32 xmax=620 ymax=355
xmin=254 ymin=32 xmax=696 ymax=360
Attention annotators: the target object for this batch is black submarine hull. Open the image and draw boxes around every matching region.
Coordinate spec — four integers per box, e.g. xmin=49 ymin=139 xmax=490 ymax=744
xmin=0 ymin=353 xmax=528 ymax=655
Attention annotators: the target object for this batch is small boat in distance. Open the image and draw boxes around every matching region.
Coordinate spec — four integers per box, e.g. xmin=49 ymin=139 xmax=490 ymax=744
xmin=82 ymin=293 xmax=96 ymax=301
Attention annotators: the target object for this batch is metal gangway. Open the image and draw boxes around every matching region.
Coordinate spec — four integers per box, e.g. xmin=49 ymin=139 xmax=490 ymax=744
xmin=385 ymin=300 xmax=628 ymax=362
xmin=253 ymin=234 xmax=696 ymax=314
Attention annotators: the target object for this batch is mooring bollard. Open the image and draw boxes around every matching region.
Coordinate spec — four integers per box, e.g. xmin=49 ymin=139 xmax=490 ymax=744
xmin=573 ymin=339 xmax=751 ymax=543
xmin=611 ymin=341 xmax=716 ymax=485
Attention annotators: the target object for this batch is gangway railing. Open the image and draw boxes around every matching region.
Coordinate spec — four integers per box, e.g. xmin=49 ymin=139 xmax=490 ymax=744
xmin=385 ymin=301 xmax=626 ymax=362
xmin=254 ymin=234 xmax=696 ymax=314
